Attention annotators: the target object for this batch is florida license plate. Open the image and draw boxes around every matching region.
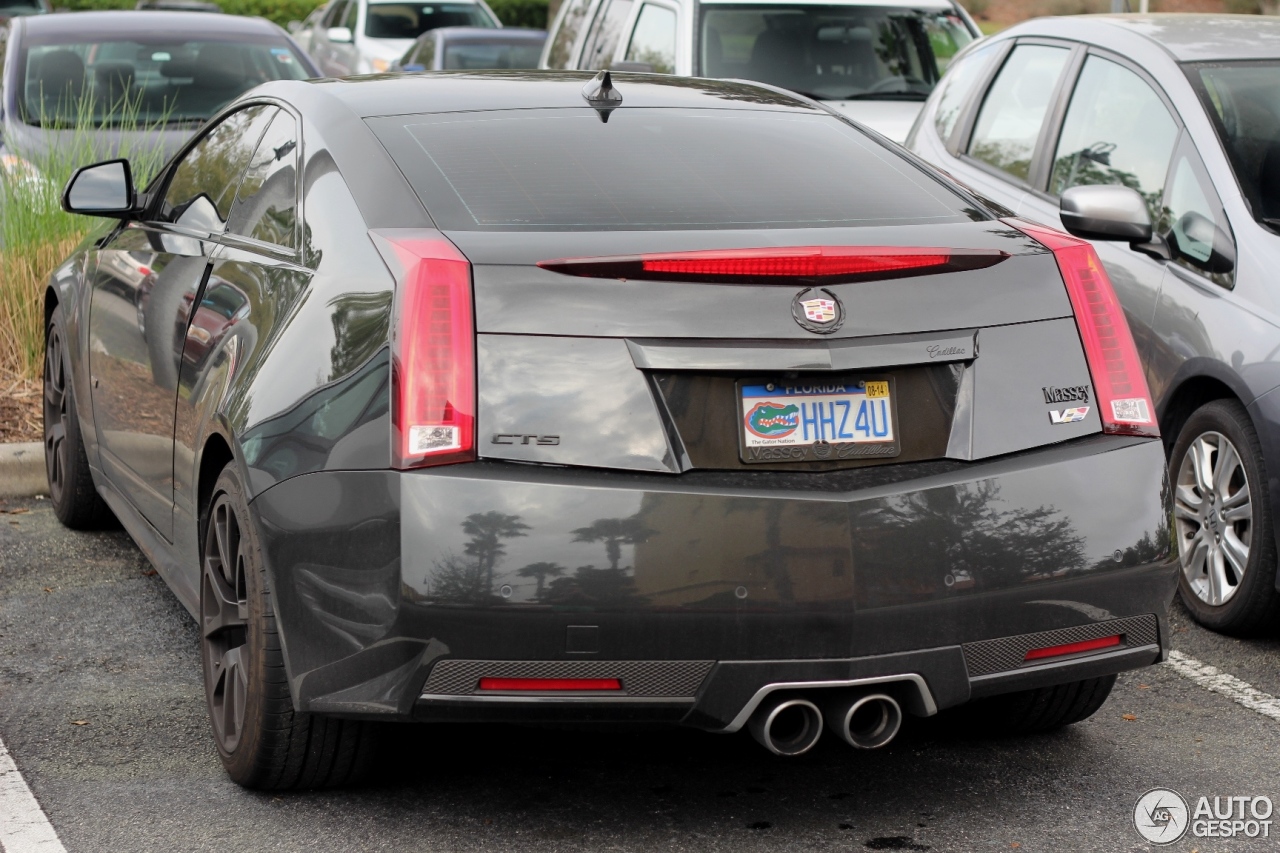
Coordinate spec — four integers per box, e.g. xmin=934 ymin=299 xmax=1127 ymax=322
xmin=738 ymin=377 xmax=900 ymax=463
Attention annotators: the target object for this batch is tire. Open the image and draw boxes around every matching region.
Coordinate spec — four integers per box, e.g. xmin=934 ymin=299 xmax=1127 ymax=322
xmin=43 ymin=304 xmax=112 ymax=529
xmin=1171 ymin=399 xmax=1280 ymax=636
xmin=200 ymin=465 xmax=378 ymax=789
xmin=961 ymin=675 xmax=1117 ymax=734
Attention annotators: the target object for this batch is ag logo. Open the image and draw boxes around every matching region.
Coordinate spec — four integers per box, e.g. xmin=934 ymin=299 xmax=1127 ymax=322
xmin=1134 ymin=788 xmax=1190 ymax=844
xmin=792 ymin=287 xmax=844 ymax=335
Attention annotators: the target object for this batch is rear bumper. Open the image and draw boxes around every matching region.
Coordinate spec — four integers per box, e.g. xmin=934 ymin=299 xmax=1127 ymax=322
xmin=250 ymin=434 xmax=1176 ymax=725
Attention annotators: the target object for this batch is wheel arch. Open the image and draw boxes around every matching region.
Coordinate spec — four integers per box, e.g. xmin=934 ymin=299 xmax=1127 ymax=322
xmin=1158 ymin=372 xmax=1240 ymax=458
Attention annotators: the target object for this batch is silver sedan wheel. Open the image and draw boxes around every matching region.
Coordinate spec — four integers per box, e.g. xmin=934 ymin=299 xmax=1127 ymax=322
xmin=1175 ymin=431 xmax=1253 ymax=606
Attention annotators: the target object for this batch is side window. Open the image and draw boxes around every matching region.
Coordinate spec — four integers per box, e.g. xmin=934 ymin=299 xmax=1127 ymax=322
xmin=160 ymin=105 xmax=276 ymax=233
xmin=1049 ymin=55 xmax=1178 ymax=220
xmin=967 ymin=44 xmax=1071 ymax=182
xmin=416 ymin=35 xmax=436 ymax=67
xmin=226 ymin=109 xmax=299 ymax=249
xmin=545 ymin=0 xmax=591 ymax=69
xmin=342 ymin=0 xmax=358 ymax=30
xmin=1163 ymin=135 xmax=1235 ymax=287
xmin=624 ymin=3 xmax=676 ymax=73
xmin=580 ymin=0 xmax=635 ymax=70
xmin=932 ymin=41 xmax=1000 ymax=145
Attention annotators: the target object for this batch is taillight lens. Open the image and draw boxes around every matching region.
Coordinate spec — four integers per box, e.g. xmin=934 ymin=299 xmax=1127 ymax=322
xmin=1024 ymin=634 xmax=1122 ymax=661
xmin=1006 ymin=219 xmax=1158 ymax=438
xmin=372 ymin=230 xmax=476 ymax=469
xmin=538 ymin=246 xmax=1008 ymax=284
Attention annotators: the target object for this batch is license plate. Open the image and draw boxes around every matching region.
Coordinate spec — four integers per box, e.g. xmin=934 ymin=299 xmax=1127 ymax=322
xmin=738 ymin=377 xmax=900 ymax=464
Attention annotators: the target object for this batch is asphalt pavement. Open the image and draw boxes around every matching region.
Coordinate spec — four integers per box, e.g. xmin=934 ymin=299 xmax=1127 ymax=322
xmin=2 ymin=494 xmax=1279 ymax=853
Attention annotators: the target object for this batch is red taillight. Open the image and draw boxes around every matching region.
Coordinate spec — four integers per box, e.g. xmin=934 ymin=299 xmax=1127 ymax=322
xmin=1005 ymin=220 xmax=1158 ymax=438
xmin=373 ymin=230 xmax=476 ymax=469
xmin=538 ymin=246 xmax=1008 ymax=284
xmin=1023 ymin=634 xmax=1122 ymax=662
xmin=477 ymin=678 xmax=622 ymax=692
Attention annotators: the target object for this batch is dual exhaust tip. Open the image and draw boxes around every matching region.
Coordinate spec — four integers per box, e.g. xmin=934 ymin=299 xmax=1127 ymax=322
xmin=747 ymin=692 xmax=903 ymax=756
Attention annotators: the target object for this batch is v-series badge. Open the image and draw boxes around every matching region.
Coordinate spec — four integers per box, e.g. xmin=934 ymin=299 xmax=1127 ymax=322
xmin=1043 ymin=385 xmax=1090 ymax=405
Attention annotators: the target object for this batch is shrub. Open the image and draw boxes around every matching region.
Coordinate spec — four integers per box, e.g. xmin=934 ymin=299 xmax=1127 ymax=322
xmin=0 ymin=96 xmax=171 ymax=379
xmin=486 ymin=0 xmax=549 ymax=28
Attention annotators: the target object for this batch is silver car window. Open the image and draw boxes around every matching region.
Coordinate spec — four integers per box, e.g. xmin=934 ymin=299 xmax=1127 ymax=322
xmin=931 ymin=41 xmax=1000 ymax=144
xmin=580 ymin=0 xmax=635 ymax=70
xmin=1049 ymin=55 xmax=1178 ymax=220
xmin=624 ymin=4 xmax=676 ymax=73
xmin=968 ymin=44 xmax=1070 ymax=182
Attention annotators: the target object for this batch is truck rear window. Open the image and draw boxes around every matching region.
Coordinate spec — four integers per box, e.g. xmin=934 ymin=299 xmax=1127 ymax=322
xmin=368 ymin=107 xmax=981 ymax=231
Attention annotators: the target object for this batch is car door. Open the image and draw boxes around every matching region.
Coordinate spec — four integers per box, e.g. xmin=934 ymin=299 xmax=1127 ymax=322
xmin=1016 ymin=51 xmax=1181 ymax=376
xmin=312 ymin=0 xmax=351 ymax=74
xmin=171 ymin=107 xmax=308 ymax=586
xmin=88 ymin=105 xmax=277 ymax=541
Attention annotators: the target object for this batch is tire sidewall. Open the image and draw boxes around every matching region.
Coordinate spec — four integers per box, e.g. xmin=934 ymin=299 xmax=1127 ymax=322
xmin=1171 ymin=400 xmax=1275 ymax=630
xmin=200 ymin=466 xmax=276 ymax=780
xmin=45 ymin=306 xmax=85 ymax=521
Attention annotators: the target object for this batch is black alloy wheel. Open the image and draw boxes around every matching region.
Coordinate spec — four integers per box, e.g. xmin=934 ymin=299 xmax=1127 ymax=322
xmin=43 ymin=305 xmax=111 ymax=528
xmin=199 ymin=465 xmax=378 ymax=789
xmin=1171 ymin=399 xmax=1280 ymax=636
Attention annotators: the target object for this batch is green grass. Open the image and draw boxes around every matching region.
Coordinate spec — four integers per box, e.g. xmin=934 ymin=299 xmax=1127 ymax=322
xmin=0 ymin=94 xmax=170 ymax=379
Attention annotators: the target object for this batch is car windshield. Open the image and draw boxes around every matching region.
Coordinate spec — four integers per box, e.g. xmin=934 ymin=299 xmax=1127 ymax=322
xmin=442 ymin=37 xmax=544 ymax=68
xmin=19 ymin=36 xmax=310 ymax=127
xmin=698 ymin=4 xmax=973 ymax=101
xmin=369 ymin=107 xmax=979 ymax=230
xmin=365 ymin=3 xmax=495 ymax=39
xmin=1190 ymin=61 xmax=1280 ymax=228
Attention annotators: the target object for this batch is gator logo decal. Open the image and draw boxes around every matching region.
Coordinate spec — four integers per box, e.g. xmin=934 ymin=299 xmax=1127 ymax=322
xmin=745 ymin=402 xmax=800 ymax=438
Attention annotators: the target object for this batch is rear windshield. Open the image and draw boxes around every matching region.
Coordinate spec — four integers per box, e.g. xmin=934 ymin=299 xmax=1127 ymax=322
xmin=20 ymin=36 xmax=310 ymax=126
xmin=443 ymin=38 xmax=545 ymax=69
xmin=365 ymin=2 xmax=496 ymax=39
xmin=699 ymin=4 xmax=974 ymax=102
xmin=369 ymin=108 xmax=979 ymax=231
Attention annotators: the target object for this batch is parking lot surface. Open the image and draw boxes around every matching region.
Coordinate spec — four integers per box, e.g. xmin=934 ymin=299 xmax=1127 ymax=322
xmin=2 ymin=494 xmax=1279 ymax=853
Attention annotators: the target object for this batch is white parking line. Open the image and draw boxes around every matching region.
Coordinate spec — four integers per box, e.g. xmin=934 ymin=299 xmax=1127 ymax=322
xmin=0 ymin=735 xmax=66 ymax=853
xmin=1166 ymin=649 xmax=1280 ymax=723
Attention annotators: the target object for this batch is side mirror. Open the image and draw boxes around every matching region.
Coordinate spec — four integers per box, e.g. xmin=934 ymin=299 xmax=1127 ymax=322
xmin=61 ymin=158 xmax=137 ymax=218
xmin=1172 ymin=210 xmax=1235 ymax=275
xmin=1059 ymin=185 xmax=1153 ymax=243
xmin=327 ymin=26 xmax=353 ymax=43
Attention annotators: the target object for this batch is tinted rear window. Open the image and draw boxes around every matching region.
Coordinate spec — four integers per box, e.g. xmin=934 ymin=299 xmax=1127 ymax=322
xmin=369 ymin=107 xmax=980 ymax=230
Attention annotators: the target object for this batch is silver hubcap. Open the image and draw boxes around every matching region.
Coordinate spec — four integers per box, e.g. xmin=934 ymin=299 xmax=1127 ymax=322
xmin=1175 ymin=431 xmax=1252 ymax=607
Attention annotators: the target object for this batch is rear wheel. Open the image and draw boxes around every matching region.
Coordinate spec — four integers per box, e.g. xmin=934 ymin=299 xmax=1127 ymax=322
xmin=961 ymin=676 xmax=1117 ymax=734
xmin=200 ymin=465 xmax=377 ymax=789
xmin=43 ymin=304 xmax=112 ymax=529
xmin=1171 ymin=400 xmax=1280 ymax=636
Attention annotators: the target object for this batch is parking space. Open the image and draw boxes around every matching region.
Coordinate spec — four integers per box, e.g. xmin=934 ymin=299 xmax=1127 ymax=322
xmin=2 ymin=495 xmax=1278 ymax=853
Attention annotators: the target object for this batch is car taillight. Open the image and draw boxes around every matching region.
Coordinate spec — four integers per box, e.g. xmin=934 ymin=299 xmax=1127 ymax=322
xmin=372 ymin=230 xmax=476 ymax=469
xmin=538 ymin=246 xmax=1008 ymax=284
xmin=1005 ymin=219 xmax=1158 ymax=438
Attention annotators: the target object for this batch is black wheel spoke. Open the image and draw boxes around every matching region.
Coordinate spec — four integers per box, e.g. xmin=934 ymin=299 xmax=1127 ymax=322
xmin=201 ymin=492 xmax=251 ymax=756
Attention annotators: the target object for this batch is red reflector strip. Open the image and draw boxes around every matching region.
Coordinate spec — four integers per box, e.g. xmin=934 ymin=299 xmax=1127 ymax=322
xmin=539 ymin=246 xmax=1008 ymax=284
xmin=477 ymin=677 xmax=623 ymax=692
xmin=1023 ymin=634 xmax=1122 ymax=662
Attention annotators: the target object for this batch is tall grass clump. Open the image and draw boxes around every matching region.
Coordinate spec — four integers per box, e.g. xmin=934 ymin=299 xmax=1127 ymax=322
xmin=0 ymin=92 xmax=170 ymax=379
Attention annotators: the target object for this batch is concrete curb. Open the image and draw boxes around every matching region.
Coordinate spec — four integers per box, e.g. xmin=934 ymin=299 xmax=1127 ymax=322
xmin=0 ymin=442 xmax=46 ymax=498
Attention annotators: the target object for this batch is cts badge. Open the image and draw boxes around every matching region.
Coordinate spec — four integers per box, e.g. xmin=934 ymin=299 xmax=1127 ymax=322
xmin=791 ymin=287 xmax=845 ymax=334
xmin=1049 ymin=406 xmax=1089 ymax=424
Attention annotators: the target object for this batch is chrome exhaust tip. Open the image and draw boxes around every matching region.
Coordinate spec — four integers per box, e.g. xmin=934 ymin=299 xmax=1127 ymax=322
xmin=747 ymin=696 xmax=824 ymax=756
xmin=827 ymin=693 xmax=902 ymax=749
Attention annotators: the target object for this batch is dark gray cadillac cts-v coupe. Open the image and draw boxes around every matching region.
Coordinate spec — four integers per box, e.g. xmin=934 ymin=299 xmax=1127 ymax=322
xmin=45 ymin=70 xmax=1177 ymax=789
